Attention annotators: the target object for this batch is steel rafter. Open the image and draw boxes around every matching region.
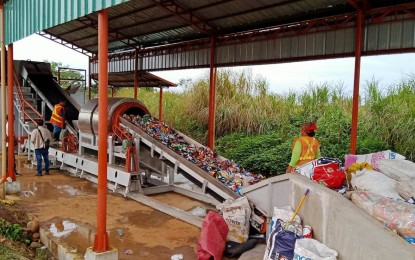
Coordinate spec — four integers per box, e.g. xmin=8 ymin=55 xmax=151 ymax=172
xmin=37 ymin=31 xmax=92 ymax=56
xmin=207 ymin=0 xmax=303 ymax=24
xmin=71 ymin=15 xmax=141 ymax=49
xmin=91 ymin=2 xmax=415 ymax=66
xmin=149 ymin=0 xmax=214 ymax=35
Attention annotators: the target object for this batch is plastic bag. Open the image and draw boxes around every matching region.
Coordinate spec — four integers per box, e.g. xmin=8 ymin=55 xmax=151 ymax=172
xmin=294 ymin=238 xmax=338 ymax=260
xmin=270 ymin=206 xmax=301 ymax=232
xmin=312 ymin=162 xmax=345 ymax=189
xmin=264 ymin=219 xmax=303 ymax=260
xmin=295 ymin=158 xmax=342 ymax=180
xmin=351 ymin=169 xmax=402 ymax=201
xmin=217 ymin=196 xmax=251 ymax=243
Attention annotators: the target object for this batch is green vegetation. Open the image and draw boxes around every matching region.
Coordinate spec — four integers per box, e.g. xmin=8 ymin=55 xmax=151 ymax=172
xmin=116 ymin=69 xmax=415 ymax=175
xmin=0 ymin=219 xmax=30 ymax=244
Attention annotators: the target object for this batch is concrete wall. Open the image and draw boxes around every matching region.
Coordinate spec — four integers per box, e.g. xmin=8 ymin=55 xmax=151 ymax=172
xmin=243 ymin=174 xmax=415 ymax=259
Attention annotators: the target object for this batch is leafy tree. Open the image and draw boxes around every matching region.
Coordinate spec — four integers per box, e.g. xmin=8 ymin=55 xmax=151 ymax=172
xmin=45 ymin=60 xmax=85 ymax=89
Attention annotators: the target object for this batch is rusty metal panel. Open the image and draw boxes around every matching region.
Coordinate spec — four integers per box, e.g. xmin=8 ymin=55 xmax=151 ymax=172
xmin=314 ymin=32 xmax=326 ymax=56
xmin=377 ymin=23 xmax=391 ymax=50
xmin=281 ymin=38 xmax=291 ymax=59
xmin=402 ymin=20 xmax=415 ymax=48
xmin=325 ymin=30 xmax=336 ymax=55
xmin=290 ymin=37 xmax=299 ymax=58
xmin=366 ymin=17 xmax=415 ymax=52
xmin=298 ymin=35 xmax=308 ymax=57
xmin=334 ymin=29 xmax=346 ymax=54
xmin=390 ymin=22 xmax=403 ymax=49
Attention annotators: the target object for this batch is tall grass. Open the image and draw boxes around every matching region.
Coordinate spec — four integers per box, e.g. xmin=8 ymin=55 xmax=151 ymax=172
xmin=115 ymin=69 xmax=415 ymax=174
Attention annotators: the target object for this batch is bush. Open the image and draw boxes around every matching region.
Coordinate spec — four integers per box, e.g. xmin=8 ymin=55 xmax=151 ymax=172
xmin=115 ymin=71 xmax=415 ymax=175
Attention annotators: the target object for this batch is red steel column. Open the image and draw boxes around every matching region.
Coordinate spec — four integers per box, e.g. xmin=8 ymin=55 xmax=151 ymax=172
xmin=93 ymin=9 xmax=109 ymax=253
xmin=207 ymin=37 xmax=217 ymax=150
xmin=7 ymin=44 xmax=15 ymax=181
xmin=350 ymin=9 xmax=364 ymax=154
xmin=134 ymin=49 xmax=138 ymax=99
xmin=88 ymin=57 xmax=92 ymax=100
xmin=158 ymin=87 xmax=163 ymax=121
xmin=0 ymin=4 xmax=6 ymax=184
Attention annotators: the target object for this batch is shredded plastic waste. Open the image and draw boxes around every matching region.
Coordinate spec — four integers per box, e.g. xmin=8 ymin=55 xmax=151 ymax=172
xmin=124 ymin=114 xmax=265 ymax=194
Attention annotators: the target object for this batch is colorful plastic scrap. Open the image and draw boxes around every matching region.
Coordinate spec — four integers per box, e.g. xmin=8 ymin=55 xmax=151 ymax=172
xmin=123 ymin=114 xmax=265 ymax=194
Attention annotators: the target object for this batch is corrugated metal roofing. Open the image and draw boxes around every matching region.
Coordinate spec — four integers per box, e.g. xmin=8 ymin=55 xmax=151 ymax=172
xmin=90 ymin=71 xmax=177 ymax=88
xmin=5 ymin=0 xmax=414 ymax=54
xmin=4 ymin=0 xmax=129 ymax=44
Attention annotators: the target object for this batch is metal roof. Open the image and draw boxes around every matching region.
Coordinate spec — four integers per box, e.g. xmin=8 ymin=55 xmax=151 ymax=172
xmin=36 ymin=0 xmax=357 ymax=54
xmin=4 ymin=0 xmax=129 ymax=45
xmin=6 ymin=0 xmax=415 ymax=55
xmin=90 ymin=71 xmax=176 ymax=88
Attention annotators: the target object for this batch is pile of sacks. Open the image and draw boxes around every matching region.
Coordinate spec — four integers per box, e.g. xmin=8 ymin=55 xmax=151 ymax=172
xmin=343 ymin=150 xmax=415 ymax=244
xmin=123 ymin=114 xmax=265 ymax=194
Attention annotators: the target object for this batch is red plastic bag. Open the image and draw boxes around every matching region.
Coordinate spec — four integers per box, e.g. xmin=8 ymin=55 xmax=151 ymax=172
xmin=312 ymin=162 xmax=345 ymax=188
xmin=197 ymin=211 xmax=229 ymax=260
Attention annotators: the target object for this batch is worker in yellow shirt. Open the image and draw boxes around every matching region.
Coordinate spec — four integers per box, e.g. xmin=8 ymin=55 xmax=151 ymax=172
xmin=286 ymin=122 xmax=321 ymax=173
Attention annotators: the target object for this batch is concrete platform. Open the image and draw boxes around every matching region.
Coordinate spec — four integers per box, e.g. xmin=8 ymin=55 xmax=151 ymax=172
xmin=39 ymin=218 xmax=85 ymax=260
xmin=85 ymin=247 xmax=118 ymax=260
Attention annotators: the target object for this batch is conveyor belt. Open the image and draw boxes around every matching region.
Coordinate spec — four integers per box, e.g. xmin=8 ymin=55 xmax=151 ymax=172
xmin=120 ymin=117 xmax=240 ymax=201
xmin=17 ymin=60 xmax=80 ymax=129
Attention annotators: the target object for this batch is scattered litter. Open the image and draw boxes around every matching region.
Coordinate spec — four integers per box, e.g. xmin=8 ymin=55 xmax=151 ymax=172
xmin=188 ymin=206 xmax=207 ymax=218
xmin=0 ymin=199 xmax=15 ymax=205
xmin=21 ymin=190 xmax=35 ymax=197
xmin=124 ymin=249 xmax=133 ymax=255
xmin=70 ymin=248 xmax=78 ymax=254
xmin=40 ymin=246 xmax=47 ymax=250
xmin=117 ymin=228 xmax=124 ymax=236
xmin=171 ymin=253 xmax=184 ymax=260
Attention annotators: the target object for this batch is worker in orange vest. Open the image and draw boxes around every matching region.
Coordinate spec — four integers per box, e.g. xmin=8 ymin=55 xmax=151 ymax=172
xmin=50 ymin=99 xmax=66 ymax=141
xmin=286 ymin=122 xmax=321 ymax=173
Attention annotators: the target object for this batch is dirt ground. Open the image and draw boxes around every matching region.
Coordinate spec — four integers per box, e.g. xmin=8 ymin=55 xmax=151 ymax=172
xmin=6 ymin=156 xmax=213 ymax=259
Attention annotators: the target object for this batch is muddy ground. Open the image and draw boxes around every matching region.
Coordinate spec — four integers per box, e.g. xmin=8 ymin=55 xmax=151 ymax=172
xmin=3 ymin=156 xmax=221 ymax=259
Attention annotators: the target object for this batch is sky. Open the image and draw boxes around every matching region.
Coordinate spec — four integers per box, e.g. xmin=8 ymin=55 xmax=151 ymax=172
xmin=13 ymin=34 xmax=415 ymax=95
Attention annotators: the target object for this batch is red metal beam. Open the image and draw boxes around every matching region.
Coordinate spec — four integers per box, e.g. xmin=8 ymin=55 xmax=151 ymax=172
xmin=67 ymin=14 xmax=142 ymax=51
xmin=207 ymin=37 xmax=216 ymax=150
xmin=88 ymin=57 xmax=92 ymax=100
xmin=37 ymin=31 xmax=92 ymax=56
xmin=7 ymin=43 xmax=15 ymax=181
xmin=149 ymin=0 xmax=213 ymax=35
xmin=134 ymin=49 xmax=138 ymax=99
xmin=159 ymin=87 xmax=163 ymax=121
xmin=350 ymin=9 xmax=364 ymax=155
xmin=93 ymin=9 xmax=110 ymax=253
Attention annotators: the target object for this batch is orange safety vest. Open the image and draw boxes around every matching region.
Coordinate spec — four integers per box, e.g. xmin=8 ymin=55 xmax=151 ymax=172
xmin=292 ymin=136 xmax=319 ymax=167
xmin=50 ymin=104 xmax=64 ymax=128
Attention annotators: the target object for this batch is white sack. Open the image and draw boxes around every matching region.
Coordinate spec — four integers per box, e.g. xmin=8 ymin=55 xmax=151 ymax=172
xmin=351 ymin=169 xmax=402 ymax=201
xmin=294 ymin=238 xmax=338 ymax=260
xmin=396 ymin=180 xmax=415 ymax=200
xmin=217 ymin=196 xmax=251 ymax=243
xmin=378 ymin=159 xmax=415 ymax=181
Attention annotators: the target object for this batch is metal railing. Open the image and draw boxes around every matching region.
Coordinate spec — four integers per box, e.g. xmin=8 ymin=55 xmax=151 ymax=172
xmin=13 ymin=70 xmax=43 ymax=124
